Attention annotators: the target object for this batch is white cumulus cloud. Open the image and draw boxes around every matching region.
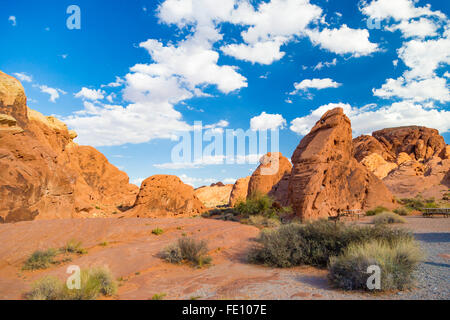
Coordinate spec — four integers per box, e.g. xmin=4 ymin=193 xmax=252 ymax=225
xmin=250 ymin=111 xmax=286 ymax=131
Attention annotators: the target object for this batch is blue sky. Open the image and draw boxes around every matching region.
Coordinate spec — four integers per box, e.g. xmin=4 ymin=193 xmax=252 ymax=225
xmin=1 ymin=0 xmax=449 ymax=187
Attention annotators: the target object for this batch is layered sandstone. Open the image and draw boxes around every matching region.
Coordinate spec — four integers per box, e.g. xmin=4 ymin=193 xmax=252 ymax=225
xmin=194 ymin=184 xmax=233 ymax=208
xmin=0 ymin=71 xmax=138 ymax=223
xmin=288 ymin=108 xmax=395 ymax=220
xmin=247 ymin=152 xmax=292 ymax=202
xmin=372 ymin=126 xmax=446 ymax=161
xmin=229 ymin=176 xmax=250 ymax=207
xmin=127 ymin=175 xmax=206 ymax=217
xmin=352 ymin=124 xmax=449 ymax=199
xmin=383 ymin=157 xmax=450 ymax=199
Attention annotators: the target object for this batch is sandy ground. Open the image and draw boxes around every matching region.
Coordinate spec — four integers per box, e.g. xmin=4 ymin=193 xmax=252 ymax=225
xmin=0 ymin=216 xmax=448 ymax=300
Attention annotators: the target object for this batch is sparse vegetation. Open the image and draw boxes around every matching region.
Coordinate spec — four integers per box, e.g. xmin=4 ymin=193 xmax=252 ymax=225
xmin=400 ymin=196 xmax=438 ymax=210
xmin=244 ymin=215 xmax=281 ymax=229
xmin=151 ymin=293 xmax=166 ymax=300
xmin=162 ymin=237 xmax=212 ymax=267
xmin=372 ymin=212 xmax=406 ymax=225
xmin=27 ymin=267 xmax=117 ymax=300
xmin=328 ymin=239 xmax=423 ymax=291
xmin=22 ymin=249 xmax=58 ymax=271
xmin=235 ymin=194 xmax=292 ymax=219
xmin=60 ymin=239 xmax=88 ymax=255
xmin=393 ymin=207 xmax=411 ymax=216
xmin=99 ymin=241 xmax=109 ymax=247
xmin=365 ymin=206 xmax=388 ymax=216
xmin=152 ymin=228 xmax=164 ymax=235
xmin=248 ymin=220 xmax=413 ymax=268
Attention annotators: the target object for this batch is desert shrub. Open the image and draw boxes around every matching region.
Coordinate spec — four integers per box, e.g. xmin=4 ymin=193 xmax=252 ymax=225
xmin=247 ymin=215 xmax=281 ymax=229
xmin=393 ymin=207 xmax=410 ymax=216
xmin=27 ymin=276 xmax=65 ymax=300
xmin=400 ymin=197 xmax=439 ymax=210
xmin=328 ymin=239 xmax=423 ymax=291
xmin=23 ymin=249 xmax=58 ymax=271
xmin=162 ymin=244 xmax=183 ymax=264
xmin=235 ymin=194 xmax=273 ymax=216
xmin=162 ymin=238 xmax=212 ymax=267
xmin=152 ymin=293 xmax=167 ymax=300
xmin=248 ymin=220 xmax=413 ymax=268
xmin=152 ymin=228 xmax=164 ymax=235
xmin=61 ymin=239 xmax=88 ymax=255
xmin=235 ymin=194 xmax=292 ymax=220
xmin=372 ymin=212 xmax=406 ymax=225
xmin=88 ymin=267 xmax=118 ymax=296
xmin=366 ymin=206 xmax=388 ymax=216
xmin=27 ymin=267 xmax=117 ymax=300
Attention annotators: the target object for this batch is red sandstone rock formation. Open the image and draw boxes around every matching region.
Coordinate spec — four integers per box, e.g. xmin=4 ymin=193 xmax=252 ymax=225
xmin=247 ymin=152 xmax=292 ymax=200
xmin=127 ymin=175 xmax=206 ymax=217
xmin=383 ymin=157 xmax=450 ymax=199
xmin=288 ymin=108 xmax=395 ymax=220
xmin=352 ymin=124 xmax=449 ymax=199
xmin=228 ymin=176 xmax=250 ymax=207
xmin=372 ymin=126 xmax=446 ymax=161
xmin=0 ymin=71 xmax=138 ymax=222
xmin=194 ymin=184 xmax=233 ymax=208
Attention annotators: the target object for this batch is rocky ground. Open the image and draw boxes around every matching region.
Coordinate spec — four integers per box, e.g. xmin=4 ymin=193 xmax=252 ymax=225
xmin=0 ymin=216 xmax=448 ymax=300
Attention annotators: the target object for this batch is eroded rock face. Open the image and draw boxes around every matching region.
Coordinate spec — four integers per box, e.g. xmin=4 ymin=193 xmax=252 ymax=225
xmin=353 ymin=135 xmax=394 ymax=162
xmin=372 ymin=126 xmax=446 ymax=161
xmin=127 ymin=175 xmax=206 ymax=217
xmin=247 ymin=152 xmax=292 ymax=200
xmin=360 ymin=153 xmax=398 ymax=179
xmin=229 ymin=176 xmax=250 ymax=207
xmin=383 ymin=157 xmax=450 ymax=199
xmin=194 ymin=184 xmax=233 ymax=208
xmin=288 ymin=108 xmax=395 ymax=220
xmin=0 ymin=71 xmax=138 ymax=222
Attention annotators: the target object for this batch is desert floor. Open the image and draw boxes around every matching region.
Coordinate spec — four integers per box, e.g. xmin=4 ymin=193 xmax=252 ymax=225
xmin=0 ymin=216 xmax=448 ymax=300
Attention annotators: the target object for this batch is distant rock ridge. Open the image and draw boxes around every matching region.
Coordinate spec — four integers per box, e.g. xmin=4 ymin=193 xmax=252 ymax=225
xmin=0 ymin=71 xmax=138 ymax=223
xmin=126 ymin=175 xmax=205 ymax=217
xmin=194 ymin=183 xmax=233 ymax=208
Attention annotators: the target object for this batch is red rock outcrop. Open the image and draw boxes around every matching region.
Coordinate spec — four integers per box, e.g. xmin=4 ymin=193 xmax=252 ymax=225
xmin=194 ymin=184 xmax=233 ymax=208
xmin=352 ymin=124 xmax=449 ymax=199
xmin=247 ymin=152 xmax=292 ymax=200
xmin=127 ymin=175 xmax=206 ymax=217
xmin=383 ymin=157 xmax=450 ymax=199
xmin=288 ymin=108 xmax=395 ymax=220
xmin=229 ymin=176 xmax=250 ymax=207
xmin=353 ymin=135 xmax=394 ymax=162
xmin=0 ymin=71 xmax=138 ymax=223
xmin=372 ymin=126 xmax=446 ymax=161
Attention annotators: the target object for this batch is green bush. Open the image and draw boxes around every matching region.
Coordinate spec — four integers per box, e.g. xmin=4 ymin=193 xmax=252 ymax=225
xmin=60 ymin=239 xmax=88 ymax=255
xmin=162 ymin=238 xmax=212 ymax=267
xmin=399 ymin=197 xmax=439 ymax=210
xmin=27 ymin=267 xmax=117 ymax=300
xmin=372 ymin=212 xmax=406 ymax=225
xmin=328 ymin=239 xmax=423 ymax=291
xmin=246 ymin=215 xmax=281 ymax=229
xmin=23 ymin=249 xmax=58 ymax=271
xmin=27 ymin=276 xmax=65 ymax=300
xmin=393 ymin=207 xmax=410 ymax=216
xmin=152 ymin=228 xmax=164 ymax=235
xmin=248 ymin=220 xmax=413 ymax=268
xmin=366 ymin=206 xmax=388 ymax=216
xmin=235 ymin=194 xmax=292 ymax=220
xmin=152 ymin=293 xmax=167 ymax=300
